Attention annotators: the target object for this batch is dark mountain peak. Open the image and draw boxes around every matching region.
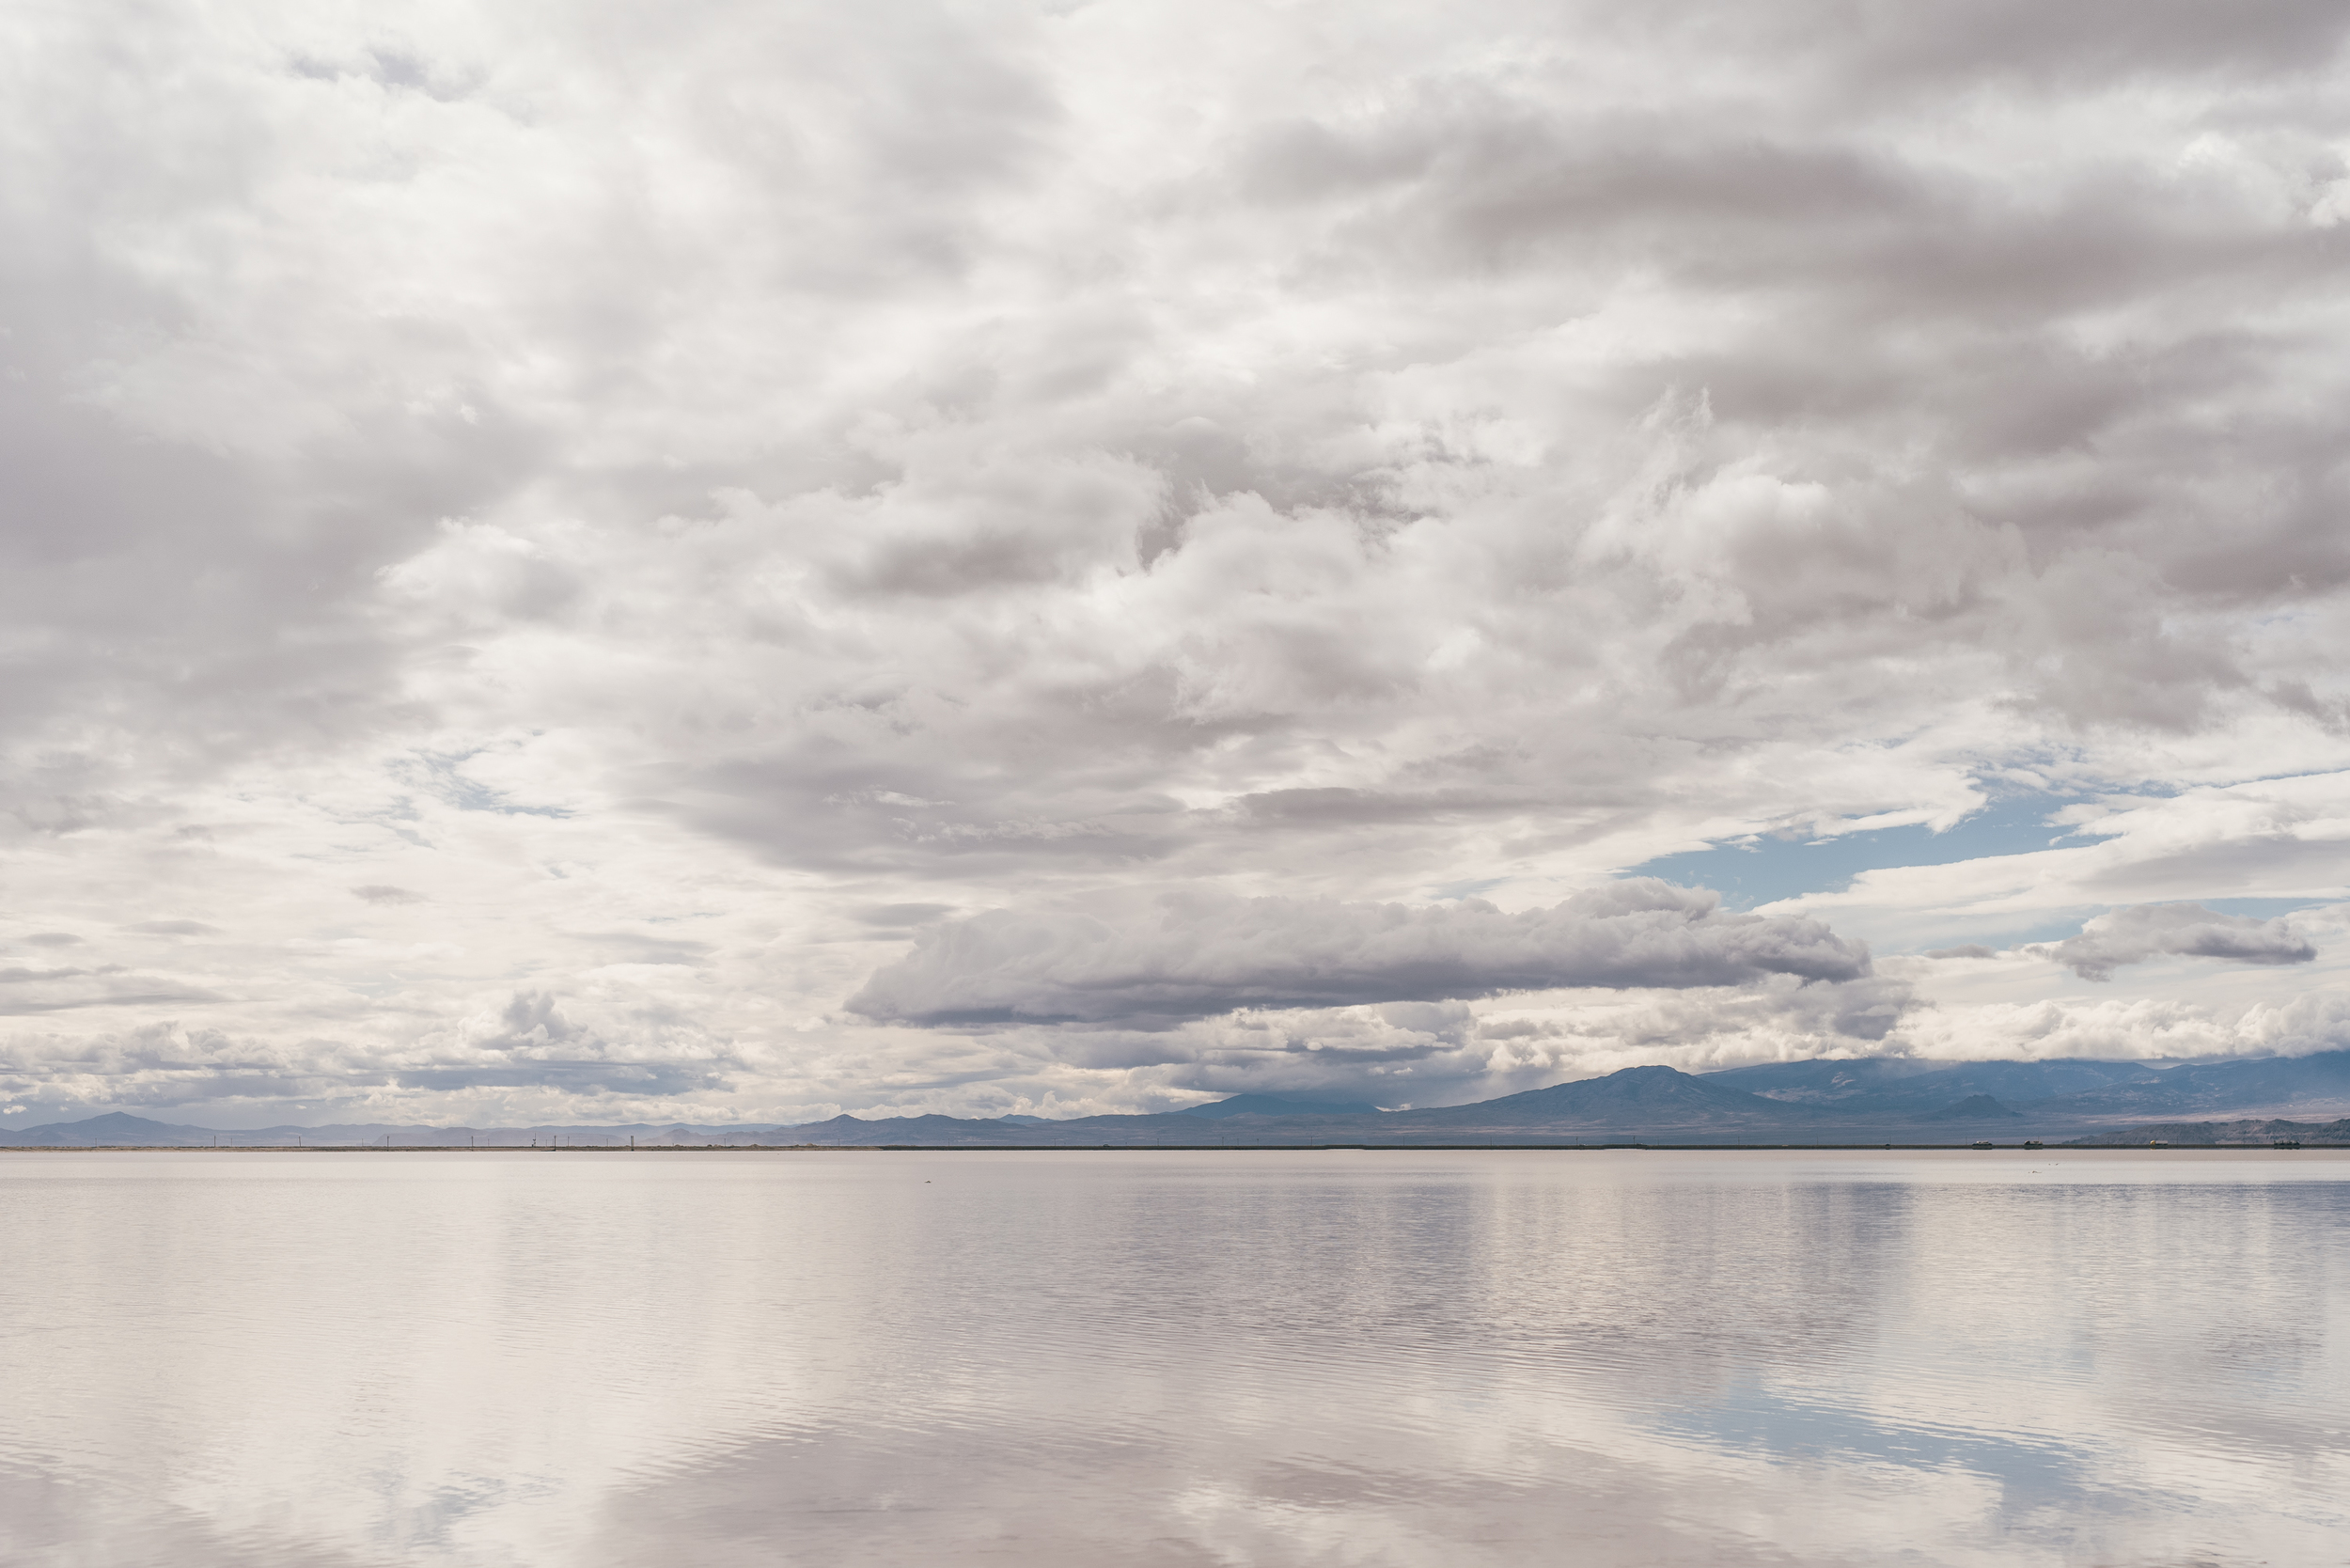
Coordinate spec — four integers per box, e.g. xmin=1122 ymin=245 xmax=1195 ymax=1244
xmin=1402 ymin=1063 xmax=1801 ymax=1128
xmin=1531 ymin=1064 xmax=1760 ymax=1106
xmin=1925 ymin=1094 xmax=2019 ymax=1121
xmin=1 ymin=1110 xmax=222 ymax=1146
xmin=1701 ymin=1057 xmax=1933 ymax=1103
xmin=1180 ymin=1092 xmax=1383 ymax=1120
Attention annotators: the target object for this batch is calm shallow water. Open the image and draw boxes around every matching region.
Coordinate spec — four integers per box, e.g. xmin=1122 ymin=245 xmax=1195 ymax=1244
xmin=2 ymin=1150 xmax=2345 ymax=1567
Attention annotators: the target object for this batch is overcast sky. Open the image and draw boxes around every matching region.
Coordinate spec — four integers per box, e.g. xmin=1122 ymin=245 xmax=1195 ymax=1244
xmin=7 ymin=0 xmax=2350 ymax=1127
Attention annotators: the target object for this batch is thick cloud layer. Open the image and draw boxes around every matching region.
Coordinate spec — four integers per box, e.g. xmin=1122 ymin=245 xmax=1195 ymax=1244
xmin=2039 ymin=904 xmax=2317 ymax=982
xmin=6 ymin=0 xmax=2350 ymax=1122
xmin=848 ymin=883 xmax=1873 ymax=1025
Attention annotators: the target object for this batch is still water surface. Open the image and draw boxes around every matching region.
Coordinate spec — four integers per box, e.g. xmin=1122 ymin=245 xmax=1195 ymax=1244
xmin=2 ymin=1149 xmax=2345 ymax=1566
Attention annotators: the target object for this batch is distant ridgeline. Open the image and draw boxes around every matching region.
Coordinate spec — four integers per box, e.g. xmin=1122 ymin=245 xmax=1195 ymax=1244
xmin=2063 ymin=1119 xmax=2350 ymax=1147
xmin=8 ymin=1055 xmax=2350 ymax=1148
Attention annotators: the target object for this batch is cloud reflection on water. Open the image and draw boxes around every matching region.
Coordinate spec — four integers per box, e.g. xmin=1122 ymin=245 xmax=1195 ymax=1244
xmin=1 ymin=1152 xmax=2344 ymax=1566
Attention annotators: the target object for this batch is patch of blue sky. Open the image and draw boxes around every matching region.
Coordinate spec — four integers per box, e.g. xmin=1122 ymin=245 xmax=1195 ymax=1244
xmin=400 ymin=750 xmax=574 ymax=819
xmin=1624 ymin=793 xmax=2100 ymax=911
xmin=1652 ymin=1380 xmax=2084 ymax=1511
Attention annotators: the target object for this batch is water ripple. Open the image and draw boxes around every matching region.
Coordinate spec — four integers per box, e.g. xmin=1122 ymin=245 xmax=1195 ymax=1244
xmin=2 ymin=1149 xmax=2345 ymax=1565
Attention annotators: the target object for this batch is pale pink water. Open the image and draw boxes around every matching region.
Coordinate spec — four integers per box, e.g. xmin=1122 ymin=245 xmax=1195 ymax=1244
xmin=3 ymin=1149 xmax=2344 ymax=1565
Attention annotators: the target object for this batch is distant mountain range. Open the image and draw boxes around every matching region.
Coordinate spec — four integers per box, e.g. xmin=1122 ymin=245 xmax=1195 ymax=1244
xmin=2067 ymin=1119 xmax=2350 ymax=1146
xmin=0 ymin=1111 xmax=744 ymax=1149
xmin=11 ymin=1053 xmax=2350 ymax=1148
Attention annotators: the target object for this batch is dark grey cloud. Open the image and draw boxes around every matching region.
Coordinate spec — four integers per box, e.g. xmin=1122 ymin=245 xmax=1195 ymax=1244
xmin=2039 ymin=903 xmax=2319 ymax=981
xmin=848 ymin=881 xmax=1873 ymax=1026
